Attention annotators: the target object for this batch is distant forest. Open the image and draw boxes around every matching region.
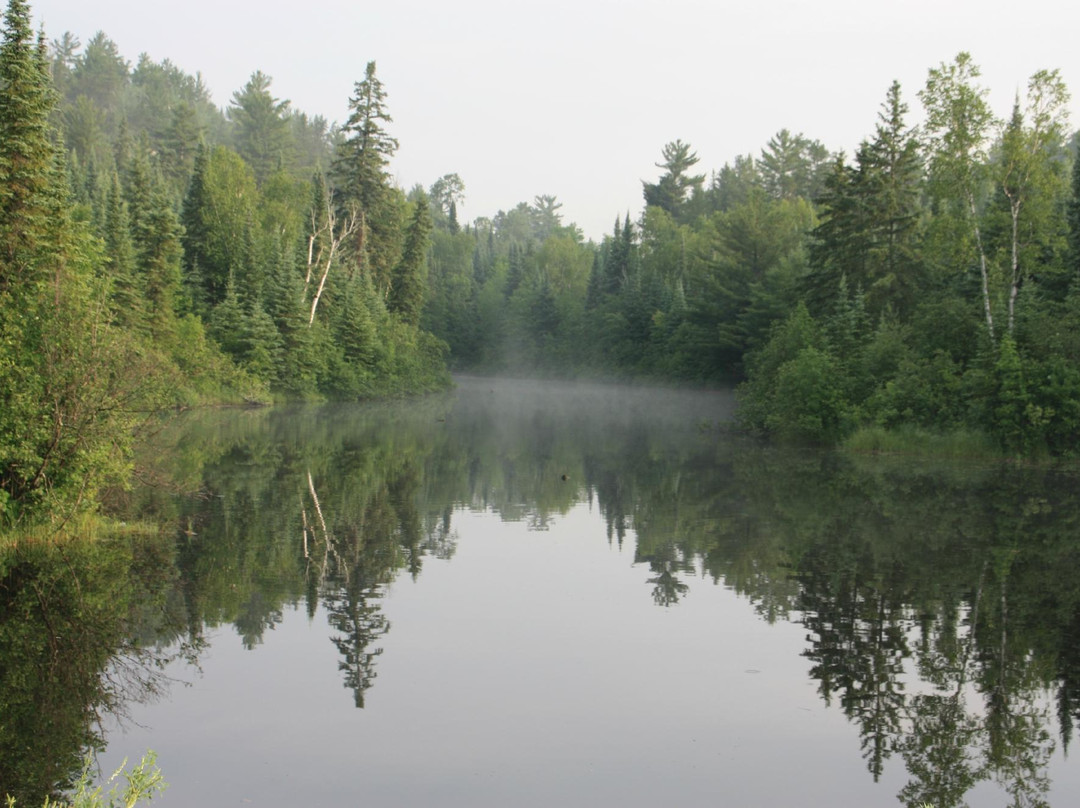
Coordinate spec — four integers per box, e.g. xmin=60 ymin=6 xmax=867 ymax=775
xmin=3 ymin=0 xmax=1080 ymax=524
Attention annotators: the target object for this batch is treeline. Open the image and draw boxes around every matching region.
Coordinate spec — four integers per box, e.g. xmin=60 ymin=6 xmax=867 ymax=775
xmin=6 ymin=0 xmax=1080 ymax=531
xmin=418 ymin=62 xmax=1080 ymax=456
xmin=50 ymin=30 xmax=448 ymax=401
xmin=0 ymin=0 xmax=449 ymax=526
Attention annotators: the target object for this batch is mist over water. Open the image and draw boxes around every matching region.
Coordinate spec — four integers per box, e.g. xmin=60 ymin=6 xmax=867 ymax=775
xmin=6 ymin=376 xmax=1080 ymax=807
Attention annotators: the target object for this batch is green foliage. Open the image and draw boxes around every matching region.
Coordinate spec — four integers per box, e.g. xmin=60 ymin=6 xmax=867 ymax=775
xmin=0 ymin=524 xmax=176 ymax=804
xmin=0 ymin=3 xmax=171 ymax=525
xmin=180 ymin=145 xmax=258 ymax=311
xmin=333 ymin=61 xmax=401 ymax=289
xmin=808 ymin=83 xmax=925 ymax=319
xmin=992 ymin=336 xmax=1032 ymax=453
xmin=766 ymin=347 xmax=849 ymax=443
xmin=228 ymin=70 xmax=292 ymax=184
xmin=758 ymin=128 xmax=830 ymax=201
xmin=868 ymin=350 xmax=967 ymax=429
xmin=7 ymin=6 xmax=1080 ymax=474
xmin=0 ymin=0 xmax=458 ymax=531
xmin=34 ymin=751 xmax=166 ymax=808
xmin=388 ymin=193 xmax=432 ymax=324
xmin=642 ymin=140 xmax=705 ymax=223
xmin=737 ymin=302 xmax=825 ymax=432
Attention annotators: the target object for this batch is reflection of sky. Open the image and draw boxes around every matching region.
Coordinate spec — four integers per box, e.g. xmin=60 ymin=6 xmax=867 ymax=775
xmin=100 ymin=504 xmax=894 ymax=807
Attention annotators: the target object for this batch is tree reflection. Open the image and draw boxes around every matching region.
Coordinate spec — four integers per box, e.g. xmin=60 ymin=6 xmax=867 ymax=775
xmin=898 ymin=693 xmax=983 ymax=808
xmin=0 ymin=533 xmax=188 ymax=805
xmin=325 ymin=569 xmax=390 ymax=708
xmin=797 ymin=553 xmax=909 ymax=781
xmin=88 ymin=378 xmax=1080 ymax=803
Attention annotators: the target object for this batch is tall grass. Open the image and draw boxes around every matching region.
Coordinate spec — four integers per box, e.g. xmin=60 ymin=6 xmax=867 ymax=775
xmin=0 ymin=514 xmax=161 ymax=552
xmin=4 ymin=751 xmax=165 ymax=808
xmin=843 ymin=424 xmax=1001 ymax=461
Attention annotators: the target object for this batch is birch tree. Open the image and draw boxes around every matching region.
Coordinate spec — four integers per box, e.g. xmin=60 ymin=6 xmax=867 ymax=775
xmin=997 ymin=70 xmax=1070 ymax=334
xmin=305 ymin=171 xmax=360 ymax=325
xmin=920 ymin=53 xmax=997 ymax=340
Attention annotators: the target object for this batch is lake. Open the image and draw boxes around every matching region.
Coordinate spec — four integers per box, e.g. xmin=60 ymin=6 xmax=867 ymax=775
xmin=4 ymin=376 xmax=1080 ymax=806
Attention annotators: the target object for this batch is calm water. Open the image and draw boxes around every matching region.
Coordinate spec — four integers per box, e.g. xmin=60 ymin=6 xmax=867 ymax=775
xmin=4 ymin=376 xmax=1080 ymax=806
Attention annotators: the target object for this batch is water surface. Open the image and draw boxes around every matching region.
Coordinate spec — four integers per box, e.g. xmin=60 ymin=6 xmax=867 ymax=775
xmin=5 ymin=376 xmax=1080 ymax=806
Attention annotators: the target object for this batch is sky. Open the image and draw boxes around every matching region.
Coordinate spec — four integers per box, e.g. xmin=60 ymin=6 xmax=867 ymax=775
xmin=29 ymin=0 xmax=1080 ymax=241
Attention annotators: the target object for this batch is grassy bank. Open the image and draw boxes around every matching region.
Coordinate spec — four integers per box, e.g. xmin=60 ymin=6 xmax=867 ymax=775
xmin=843 ymin=424 xmax=1019 ymax=462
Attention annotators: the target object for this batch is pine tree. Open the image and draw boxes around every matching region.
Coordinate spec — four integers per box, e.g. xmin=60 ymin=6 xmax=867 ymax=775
xmin=642 ymin=141 xmax=705 ymax=223
xmin=159 ymin=100 xmax=203 ymax=192
xmin=229 ymin=70 xmax=292 ymax=184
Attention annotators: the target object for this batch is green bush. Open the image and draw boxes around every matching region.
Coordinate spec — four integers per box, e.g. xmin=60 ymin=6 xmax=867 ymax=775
xmin=766 ymin=347 xmax=849 ymax=444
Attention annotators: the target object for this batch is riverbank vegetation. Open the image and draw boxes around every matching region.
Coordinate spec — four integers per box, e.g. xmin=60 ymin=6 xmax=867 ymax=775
xmin=0 ymin=0 xmax=448 ymax=529
xmin=4 ymin=0 xmax=1080 ymax=531
xmin=414 ymin=71 xmax=1080 ymax=459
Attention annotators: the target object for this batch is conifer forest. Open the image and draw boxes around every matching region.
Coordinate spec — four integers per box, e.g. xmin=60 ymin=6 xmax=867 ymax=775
xmin=4 ymin=0 xmax=1080 ymax=527
xmin=11 ymin=3 xmax=1080 ymax=807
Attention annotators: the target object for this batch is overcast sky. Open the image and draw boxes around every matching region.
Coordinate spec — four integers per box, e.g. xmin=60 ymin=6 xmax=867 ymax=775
xmin=29 ymin=0 xmax=1080 ymax=241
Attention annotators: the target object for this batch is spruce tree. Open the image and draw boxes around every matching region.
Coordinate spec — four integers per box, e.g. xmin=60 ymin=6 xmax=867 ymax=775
xmin=134 ymin=186 xmax=183 ymax=342
xmin=180 ymin=142 xmax=210 ymax=313
xmin=103 ymin=171 xmax=141 ymax=328
xmin=335 ymin=272 xmax=377 ymax=370
xmin=0 ymin=0 xmax=55 ymax=286
xmin=208 ymin=275 xmax=246 ymax=358
xmin=332 ymin=61 xmax=400 ymax=291
xmin=333 ymin=61 xmax=397 ymax=211
xmin=860 ymin=81 xmax=924 ymax=316
xmin=389 ymin=192 xmax=432 ymax=324
xmin=0 ymin=1 xmax=153 ymax=521
xmin=586 ymin=251 xmax=603 ymax=309
xmin=505 ymin=243 xmax=523 ymax=298
xmin=804 ymin=158 xmax=874 ymax=318
xmin=266 ymin=240 xmax=316 ymax=394
xmin=242 ymin=301 xmax=283 ymax=382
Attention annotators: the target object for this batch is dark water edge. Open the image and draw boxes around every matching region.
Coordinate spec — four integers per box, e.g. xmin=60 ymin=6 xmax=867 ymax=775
xmin=4 ymin=376 xmax=1080 ymax=806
